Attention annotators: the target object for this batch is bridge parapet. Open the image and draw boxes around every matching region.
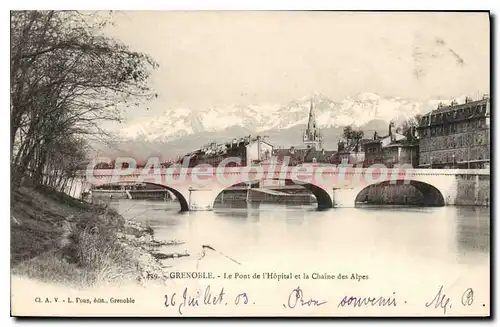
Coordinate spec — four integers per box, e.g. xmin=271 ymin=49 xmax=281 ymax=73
xmin=81 ymin=167 xmax=490 ymax=177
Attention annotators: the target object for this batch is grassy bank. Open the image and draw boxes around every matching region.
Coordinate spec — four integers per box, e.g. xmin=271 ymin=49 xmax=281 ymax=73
xmin=11 ymin=186 xmax=163 ymax=288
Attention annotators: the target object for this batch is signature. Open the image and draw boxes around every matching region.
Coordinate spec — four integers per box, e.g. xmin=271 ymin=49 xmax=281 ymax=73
xmin=284 ymin=286 xmax=327 ymax=309
xmin=425 ymin=286 xmax=475 ymax=314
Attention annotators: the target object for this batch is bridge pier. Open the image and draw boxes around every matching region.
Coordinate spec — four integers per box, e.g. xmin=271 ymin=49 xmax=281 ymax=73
xmin=187 ymin=187 xmax=220 ymax=211
xmin=332 ymin=188 xmax=360 ymax=208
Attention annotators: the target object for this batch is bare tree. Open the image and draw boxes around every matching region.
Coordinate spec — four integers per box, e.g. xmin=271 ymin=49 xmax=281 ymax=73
xmin=343 ymin=125 xmax=364 ymax=152
xmin=11 ymin=11 xmax=158 ymax=188
xmin=397 ymin=114 xmax=422 ymax=140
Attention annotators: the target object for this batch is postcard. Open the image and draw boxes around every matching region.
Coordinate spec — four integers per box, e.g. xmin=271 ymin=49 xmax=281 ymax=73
xmin=10 ymin=10 xmax=490 ymax=317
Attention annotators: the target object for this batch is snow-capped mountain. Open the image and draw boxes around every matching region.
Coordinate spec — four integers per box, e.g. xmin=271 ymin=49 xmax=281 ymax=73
xmin=120 ymin=92 xmax=463 ymax=143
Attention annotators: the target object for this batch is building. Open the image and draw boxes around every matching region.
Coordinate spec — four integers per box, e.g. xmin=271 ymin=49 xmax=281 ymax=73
xmin=330 ymin=139 xmax=367 ymax=165
xmin=245 ymin=136 xmax=273 ymax=165
xmin=417 ymin=96 xmax=490 ymax=169
xmin=180 ymin=135 xmax=273 ymax=168
xmin=363 ymin=122 xmax=419 ymax=168
xmin=272 ymin=146 xmax=336 ymax=166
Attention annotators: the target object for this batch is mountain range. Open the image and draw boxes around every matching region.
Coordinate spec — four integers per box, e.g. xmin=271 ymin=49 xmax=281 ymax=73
xmin=93 ymin=92 xmax=466 ymax=162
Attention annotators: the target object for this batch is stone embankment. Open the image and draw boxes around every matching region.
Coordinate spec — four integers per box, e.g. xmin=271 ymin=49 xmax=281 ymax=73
xmin=455 ymin=174 xmax=490 ymax=206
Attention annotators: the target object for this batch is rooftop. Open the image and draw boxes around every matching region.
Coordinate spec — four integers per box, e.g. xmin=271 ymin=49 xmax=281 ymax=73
xmin=423 ymin=97 xmax=489 ymax=117
xmin=272 ymin=147 xmax=337 ymax=163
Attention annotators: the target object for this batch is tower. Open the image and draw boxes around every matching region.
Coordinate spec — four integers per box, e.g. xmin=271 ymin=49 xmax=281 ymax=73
xmin=303 ymin=98 xmax=323 ymax=150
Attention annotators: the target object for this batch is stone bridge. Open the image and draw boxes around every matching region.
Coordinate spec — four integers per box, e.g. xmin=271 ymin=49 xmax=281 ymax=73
xmin=82 ymin=165 xmax=490 ymax=211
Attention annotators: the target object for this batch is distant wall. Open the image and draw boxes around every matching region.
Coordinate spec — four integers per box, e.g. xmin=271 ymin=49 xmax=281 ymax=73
xmin=214 ymin=189 xmax=315 ymax=205
xmin=357 ymin=174 xmax=490 ymax=207
xmin=455 ymin=174 xmax=490 ymax=206
xmin=90 ymin=189 xmax=173 ymax=200
xmin=90 ymin=190 xmax=128 ymax=200
xmin=356 ymin=184 xmax=424 ymax=205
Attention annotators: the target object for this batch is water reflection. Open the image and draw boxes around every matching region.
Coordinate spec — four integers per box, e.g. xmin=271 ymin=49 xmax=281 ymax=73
xmin=214 ymin=202 xmax=261 ymax=219
xmin=455 ymin=207 xmax=490 ymax=257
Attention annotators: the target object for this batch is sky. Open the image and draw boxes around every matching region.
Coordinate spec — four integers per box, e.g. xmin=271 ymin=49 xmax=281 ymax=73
xmin=104 ymin=11 xmax=490 ymax=120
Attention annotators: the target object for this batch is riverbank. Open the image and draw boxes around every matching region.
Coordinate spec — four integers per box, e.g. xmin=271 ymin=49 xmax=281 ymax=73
xmin=11 ymin=186 xmax=187 ymax=288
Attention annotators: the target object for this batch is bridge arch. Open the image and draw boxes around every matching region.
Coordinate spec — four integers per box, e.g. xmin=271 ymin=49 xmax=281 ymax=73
xmin=91 ymin=181 xmax=190 ymax=212
xmin=214 ymin=179 xmax=333 ymax=210
xmin=145 ymin=183 xmax=190 ymax=212
xmin=354 ymin=180 xmax=445 ymax=207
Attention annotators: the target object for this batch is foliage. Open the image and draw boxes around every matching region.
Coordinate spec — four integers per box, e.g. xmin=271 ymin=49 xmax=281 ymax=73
xmin=10 ymin=10 xmax=158 ymax=189
xmin=342 ymin=125 xmax=364 ymax=151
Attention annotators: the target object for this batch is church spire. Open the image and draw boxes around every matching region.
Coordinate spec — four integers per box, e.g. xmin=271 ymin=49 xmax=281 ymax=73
xmin=303 ymin=96 xmax=322 ymax=150
xmin=307 ymin=98 xmax=316 ymax=131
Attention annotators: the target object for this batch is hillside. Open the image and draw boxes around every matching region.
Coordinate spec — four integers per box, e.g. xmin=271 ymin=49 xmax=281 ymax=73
xmin=10 ymin=186 xmax=168 ymax=287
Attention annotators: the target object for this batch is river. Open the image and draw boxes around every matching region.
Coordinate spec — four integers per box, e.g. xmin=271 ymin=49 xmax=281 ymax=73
xmin=105 ymin=200 xmax=492 ymax=315
xmin=109 ymin=200 xmax=489 ymax=275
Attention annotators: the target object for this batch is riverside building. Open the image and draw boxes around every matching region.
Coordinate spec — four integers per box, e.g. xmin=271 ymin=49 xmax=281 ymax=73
xmin=417 ymin=95 xmax=490 ymax=169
